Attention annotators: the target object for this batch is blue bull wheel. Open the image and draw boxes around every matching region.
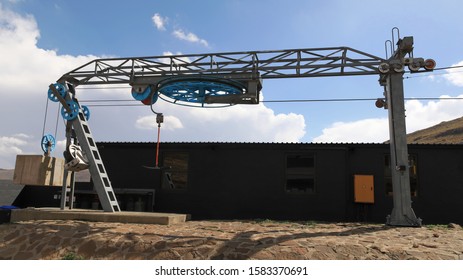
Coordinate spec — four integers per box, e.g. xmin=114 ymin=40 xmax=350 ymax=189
xmin=41 ymin=134 xmax=56 ymax=153
xmin=158 ymin=79 xmax=243 ymax=106
xmin=61 ymin=100 xmax=79 ymax=120
xmin=81 ymin=105 xmax=90 ymax=120
xmin=48 ymin=83 xmax=67 ymax=102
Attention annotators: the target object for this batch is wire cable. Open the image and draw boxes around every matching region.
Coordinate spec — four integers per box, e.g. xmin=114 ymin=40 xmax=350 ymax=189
xmin=75 ymin=63 xmax=463 ymax=107
xmin=74 ymin=65 xmax=463 ymax=91
xmin=81 ymin=96 xmax=463 ymax=107
xmin=434 ymin=65 xmax=463 ymax=71
xmin=41 ymin=96 xmax=49 ymax=138
xmin=54 ymin=103 xmax=61 ymax=141
xmin=264 ymin=97 xmax=463 ymax=103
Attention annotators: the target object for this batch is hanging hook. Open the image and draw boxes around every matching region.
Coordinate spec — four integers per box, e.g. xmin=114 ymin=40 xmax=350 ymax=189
xmin=155 ymin=113 xmax=163 ymax=168
xmin=150 ymin=82 xmax=162 ymax=115
xmin=147 ymin=81 xmax=164 ymax=168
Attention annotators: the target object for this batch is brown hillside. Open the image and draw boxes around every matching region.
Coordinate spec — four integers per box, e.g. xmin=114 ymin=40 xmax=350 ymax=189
xmin=0 ymin=168 xmax=90 ymax=182
xmin=407 ymin=116 xmax=463 ymax=144
xmin=0 ymin=169 xmax=14 ymax=180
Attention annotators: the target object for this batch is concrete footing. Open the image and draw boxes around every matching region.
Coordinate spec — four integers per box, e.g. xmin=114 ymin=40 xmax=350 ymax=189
xmin=10 ymin=208 xmax=189 ymax=225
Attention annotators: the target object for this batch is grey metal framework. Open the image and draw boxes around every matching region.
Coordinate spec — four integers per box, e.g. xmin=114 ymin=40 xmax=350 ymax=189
xmin=48 ymin=84 xmax=121 ymax=212
xmin=53 ymin=37 xmax=433 ymax=226
xmin=67 ymin=103 xmax=121 ymax=212
xmin=58 ymin=47 xmax=384 ymax=85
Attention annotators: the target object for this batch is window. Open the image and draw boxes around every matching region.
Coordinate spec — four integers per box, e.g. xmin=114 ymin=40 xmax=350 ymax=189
xmin=162 ymin=152 xmax=189 ymax=189
xmin=285 ymin=154 xmax=315 ymax=194
xmin=384 ymin=154 xmax=418 ymax=196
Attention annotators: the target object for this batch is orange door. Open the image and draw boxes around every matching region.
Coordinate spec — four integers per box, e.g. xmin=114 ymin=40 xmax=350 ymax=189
xmin=354 ymin=175 xmax=374 ymax=204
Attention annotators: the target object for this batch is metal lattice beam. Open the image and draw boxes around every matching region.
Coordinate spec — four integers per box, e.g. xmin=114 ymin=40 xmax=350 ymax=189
xmin=59 ymin=47 xmax=385 ymax=86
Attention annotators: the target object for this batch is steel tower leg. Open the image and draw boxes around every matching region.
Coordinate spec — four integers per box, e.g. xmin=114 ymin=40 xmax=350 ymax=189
xmin=60 ymin=170 xmax=75 ymax=210
xmin=60 ymin=122 xmax=75 ymax=210
xmin=385 ymin=73 xmax=421 ymax=226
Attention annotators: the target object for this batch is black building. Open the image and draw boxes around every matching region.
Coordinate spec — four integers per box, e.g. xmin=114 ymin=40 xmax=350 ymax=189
xmin=14 ymin=142 xmax=463 ymax=225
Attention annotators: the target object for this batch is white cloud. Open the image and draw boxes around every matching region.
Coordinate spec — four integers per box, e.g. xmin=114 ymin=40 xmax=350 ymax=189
xmin=0 ymin=135 xmax=29 ymax=167
xmin=135 ymin=115 xmax=184 ymax=131
xmin=314 ymin=60 xmax=463 ymax=143
xmin=313 ymin=118 xmax=388 ymax=143
xmin=0 ymin=5 xmax=98 ymax=95
xmin=172 ymin=29 xmax=209 ymax=47
xmin=313 ymin=95 xmax=463 ymax=143
xmin=151 ymin=13 xmax=167 ymax=31
xmin=56 ymin=139 xmax=66 ymax=152
xmin=161 ymin=51 xmax=176 ymax=57
xmin=0 ymin=5 xmax=98 ymax=167
xmin=159 ymin=51 xmax=192 ymax=65
xmin=0 ymin=5 xmax=306 ymax=168
xmin=12 ymin=133 xmax=31 ymax=139
xmin=151 ymin=13 xmax=209 ymax=47
xmin=444 ymin=61 xmax=463 ymax=87
xmin=0 ymin=135 xmax=27 ymax=150
xmin=404 ymin=95 xmax=463 ymax=132
xmin=136 ymin=101 xmax=306 ymax=143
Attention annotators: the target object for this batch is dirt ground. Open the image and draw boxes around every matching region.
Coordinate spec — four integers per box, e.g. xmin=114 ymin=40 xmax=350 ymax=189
xmin=1 ymin=219 xmax=463 ymax=260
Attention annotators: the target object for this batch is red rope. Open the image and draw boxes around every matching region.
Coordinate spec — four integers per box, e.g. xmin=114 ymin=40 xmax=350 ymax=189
xmin=155 ymin=123 xmax=161 ymax=167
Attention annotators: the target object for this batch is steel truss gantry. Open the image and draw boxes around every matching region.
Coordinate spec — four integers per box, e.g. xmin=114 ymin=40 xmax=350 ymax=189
xmin=53 ymin=35 xmax=434 ymax=226
xmin=58 ymin=47 xmax=384 ymax=85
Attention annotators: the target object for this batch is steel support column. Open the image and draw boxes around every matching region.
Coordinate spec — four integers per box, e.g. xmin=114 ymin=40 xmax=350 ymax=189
xmin=385 ymin=72 xmax=421 ymax=226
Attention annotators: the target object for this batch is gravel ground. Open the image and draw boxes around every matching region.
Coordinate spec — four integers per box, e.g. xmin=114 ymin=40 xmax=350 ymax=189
xmin=1 ymin=219 xmax=463 ymax=260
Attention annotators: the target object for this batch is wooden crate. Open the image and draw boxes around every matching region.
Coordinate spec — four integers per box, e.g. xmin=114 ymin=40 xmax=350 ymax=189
xmin=13 ymin=155 xmax=68 ymax=187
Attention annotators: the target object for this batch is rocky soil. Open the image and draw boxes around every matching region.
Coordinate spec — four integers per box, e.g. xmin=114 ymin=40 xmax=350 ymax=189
xmin=1 ymin=220 xmax=463 ymax=260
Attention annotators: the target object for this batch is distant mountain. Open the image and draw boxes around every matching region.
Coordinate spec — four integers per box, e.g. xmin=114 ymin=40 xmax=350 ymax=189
xmin=407 ymin=116 xmax=463 ymax=144
xmin=0 ymin=168 xmax=90 ymax=182
xmin=0 ymin=169 xmax=14 ymax=180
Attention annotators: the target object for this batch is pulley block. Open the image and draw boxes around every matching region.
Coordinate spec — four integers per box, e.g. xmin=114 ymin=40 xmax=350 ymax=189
xmin=141 ymin=92 xmax=159 ymax=105
xmin=48 ymin=83 xmax=67 ymax=102
xmin=81 ymin=105 xmax=90 ymax=120
xmin=131 ymin=85 xmax=153 ymax=101
xmin=41 ymin=134 xmax=56 ymax=154
xmin=61 ymin=100 xmax=79 ymax=120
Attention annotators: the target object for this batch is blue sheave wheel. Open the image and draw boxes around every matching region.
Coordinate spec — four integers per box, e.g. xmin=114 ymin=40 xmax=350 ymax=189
xmin=81 ymin=105 xmax=90 ymax=120
xmin=61 ymin=100 xmax=79 ymax=120
xmin=48 ymin=83 xmax=67 ymax=102
xmin=41 ymin=134 xmax=56 ymax=153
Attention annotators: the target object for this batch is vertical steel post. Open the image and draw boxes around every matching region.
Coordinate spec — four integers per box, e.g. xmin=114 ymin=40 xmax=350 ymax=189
xmin=385 ymin=72 xmax=421 ymax=226
xmin=59 ymin=101 xmax=75 ymax=210
xmin=60 ymin=170 xmax=69 ymax=210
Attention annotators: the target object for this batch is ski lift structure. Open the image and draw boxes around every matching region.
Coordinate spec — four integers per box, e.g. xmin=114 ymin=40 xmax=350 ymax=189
xmin=33 ymin=27 xmax=436 ymax=226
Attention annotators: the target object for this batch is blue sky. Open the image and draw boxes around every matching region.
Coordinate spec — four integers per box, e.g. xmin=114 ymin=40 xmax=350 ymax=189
xmin=1 ymin=0 xmax=463 ymax=168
